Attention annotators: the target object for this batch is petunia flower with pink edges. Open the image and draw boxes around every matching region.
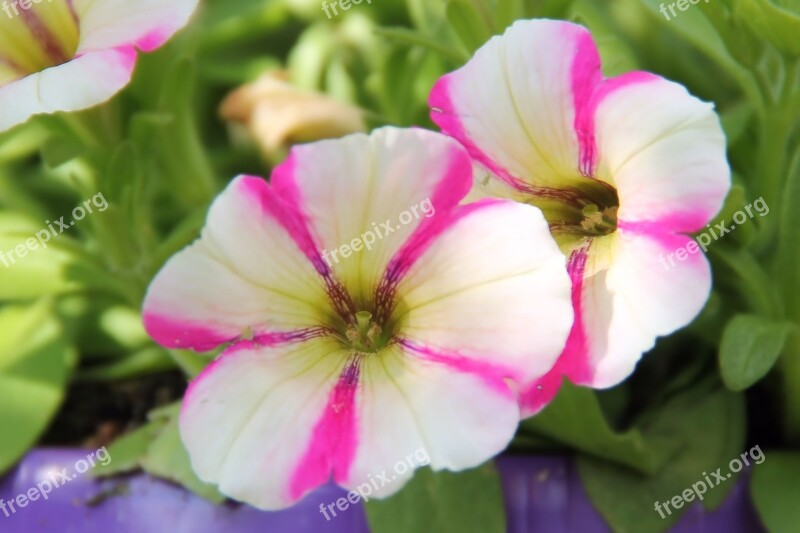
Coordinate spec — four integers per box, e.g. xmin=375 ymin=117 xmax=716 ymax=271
xmin=0 ymin=0 xmax=199 ymax=132
xmin=430 ymin=19 xmax=730 ymax=416
xmin=141 ymin=127 xmax=574 ymax=510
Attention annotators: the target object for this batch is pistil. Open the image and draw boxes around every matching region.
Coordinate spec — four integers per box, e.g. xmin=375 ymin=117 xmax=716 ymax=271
xmin=346 ymin=311 xmax=385 ymax=353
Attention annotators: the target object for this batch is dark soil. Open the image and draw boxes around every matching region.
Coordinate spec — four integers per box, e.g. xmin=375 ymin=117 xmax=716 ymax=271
xmin=41 ymin=371 xmax=187 ymax=449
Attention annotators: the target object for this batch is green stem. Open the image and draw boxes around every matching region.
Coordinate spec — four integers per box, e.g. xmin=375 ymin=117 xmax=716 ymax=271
xmin=780 ymin=334 xmax=800 ymax=444
xmin=752 ymin=56 xmax=800 ymax=254
xmin=751 ymin=110 xmax=793 ymax=254
xmin=57 ymin=113 xmax=102 ymax=148
xmin=777 ymin=148 xmax=800 ymax=320
xmin=696 ymin=2 xmax=764 ymax=111
xmin=148 ymin=207 xmax=207 ymax=275
xmin=373 ymin=27 xmax=469 ymax=63
xmin=712 ymin=247 xmax=782 ymax=319
xmin=469 ymin=0 xmax=494 ymax=31
xmin=168 ymin=349 xmax=211 ymax=378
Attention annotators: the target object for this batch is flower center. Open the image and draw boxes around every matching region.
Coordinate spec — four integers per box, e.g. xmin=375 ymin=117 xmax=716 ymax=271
xmin=344 ymin=311 xmax=390 ymax=354
xmin=531 ymin=176 xmax=620 ymax=242
xmin=0 ymin=0 xmax=81 ymax=84
xmin=578 ymin=203 xmax=618 ymax=237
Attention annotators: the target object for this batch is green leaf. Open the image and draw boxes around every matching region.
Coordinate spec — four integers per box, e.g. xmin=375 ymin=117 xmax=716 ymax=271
xmin=570 ymin=0 xmax=640 ymax=77
xmin=778 ymin=146 xmax=800 ymax=320
xmin=78 ymin=347 xmax=174 ymax=382
xmin=579 ymin=384 xmax=746 ymax=533
xmin=0 ymin=121 xmax=49 ymax=164
xmin=106 ymin=142 xmax=140 ymax=204
xmin=446 ymin=0 xmax=494 ymax=54
xmin=734 ymin=0 xmax=800 ymax=56
xmin=0 ymin=212 xmax=130 ymax=303
xmin=92 ymin=421 xmax=167 ymax=477
xmin=707 ymin=181 xmax=760 ymax=247
xmin=150 ymin=57 xmax=216 ymax=209
xmin=636 ymin=0 xmax=755 ymax=84
xmin=494 ymin=0 xmax=524 ymax=29
xmin=751 ymin=452 xmax=800 ymax=533
xmin=713 ymin=183 xmax=748 ymax=225
xmin=0 ymin=300 xmax=76 ymax=474
xmin=136 ymin=404 xmax=225 ymax=503
xmin=711 ymin=247 xmax=781 ymax=318
xmin=720 ymin=102 xmax=754 ymax=147
xmin=94 ymin=402 xmax=224 ymax=503
xmin=405 ymin=0 xmax=450 ymax=34
xmin=41 ymin=133 xmax=87 ymax=168
xmin=365 ymin=463 xmax=505 ymax=533
xmin=520 ymin=382 xmax=669 ymax=474
xmin=719 ymin=314 xmax=792 ymax=391
xmin=774 ymin=0 xmax=800 ymax=10
xmin=374 ymin=27 xmax=468 ymax=63
xmin=287 ymin=22 xmax=335 ymax=91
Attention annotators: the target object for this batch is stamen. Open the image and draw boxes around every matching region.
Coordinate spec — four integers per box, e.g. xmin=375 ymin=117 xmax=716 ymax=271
xmin=345 ymin=311 xmax=387 ymax=354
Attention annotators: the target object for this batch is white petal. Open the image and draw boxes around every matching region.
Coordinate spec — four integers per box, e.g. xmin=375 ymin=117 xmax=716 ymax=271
xmin=393 ymin=200 xmax=573 ymax=385
xmin=143 ymin=176 xmax=333 ymax=351
xmin=585 ymin=229 xmax=712 ymax=387
xmin=75 ymin=0 xmax=199 ymax=53
xmin=180 ymin=336 xmax=354 ymax=510
xmin=343 ymin=345 xmax=520 ymax=498
xmin=521 ymin=229 xmax=711 ymax=415
xmin=0 ymin=47 xmax=136 ymax=133
xmin=275 ymin=127 xmax=472 ymax=298
xmin=594 ymin=76 xmax=730 ymax=232
xmin=430 ymin=19 xmax=596 ymax=189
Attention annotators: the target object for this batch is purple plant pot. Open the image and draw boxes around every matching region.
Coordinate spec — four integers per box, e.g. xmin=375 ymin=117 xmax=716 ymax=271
xmin=0 ymin=450 xmax=763 ymax=532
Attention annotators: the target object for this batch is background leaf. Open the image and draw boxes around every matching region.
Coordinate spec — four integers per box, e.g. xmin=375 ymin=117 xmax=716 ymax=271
xmin=365 ymin=463 xmax=505 ymax=533
xmin=94 ymin=402 xmax=225 ymax=503
xmin=719 ymin=314 xmax=793 ymax=391
xmin=520 ymin=382 xmax=671 ymax=474
xmin=446 ymin=0 xmax=495 ymax=53
xmin=751 ymin=452 xmax=800 ymax=533
xmin=579 ymin=383 xmax=746 ymax=533
xmin=0 ymin=300 xmax=76 ymax=474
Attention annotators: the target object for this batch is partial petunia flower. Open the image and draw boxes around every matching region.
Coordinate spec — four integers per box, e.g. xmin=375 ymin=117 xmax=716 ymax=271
xmin=430 ymin=19 xmax=730 ymax=416
xmin=142 ymin=127 xmax=573 ymax=510
xmin=0 ymin=0 xmax=199 ymax=132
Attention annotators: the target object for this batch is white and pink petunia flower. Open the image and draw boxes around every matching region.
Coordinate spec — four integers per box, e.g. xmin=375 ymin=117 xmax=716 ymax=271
xmin=0 ymin=0 xmax=199 ymax=132
xmin=142 ymin=127 xmax=574 ymax=510
xmin=430 ymin=19 xmax=730 ymax=416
